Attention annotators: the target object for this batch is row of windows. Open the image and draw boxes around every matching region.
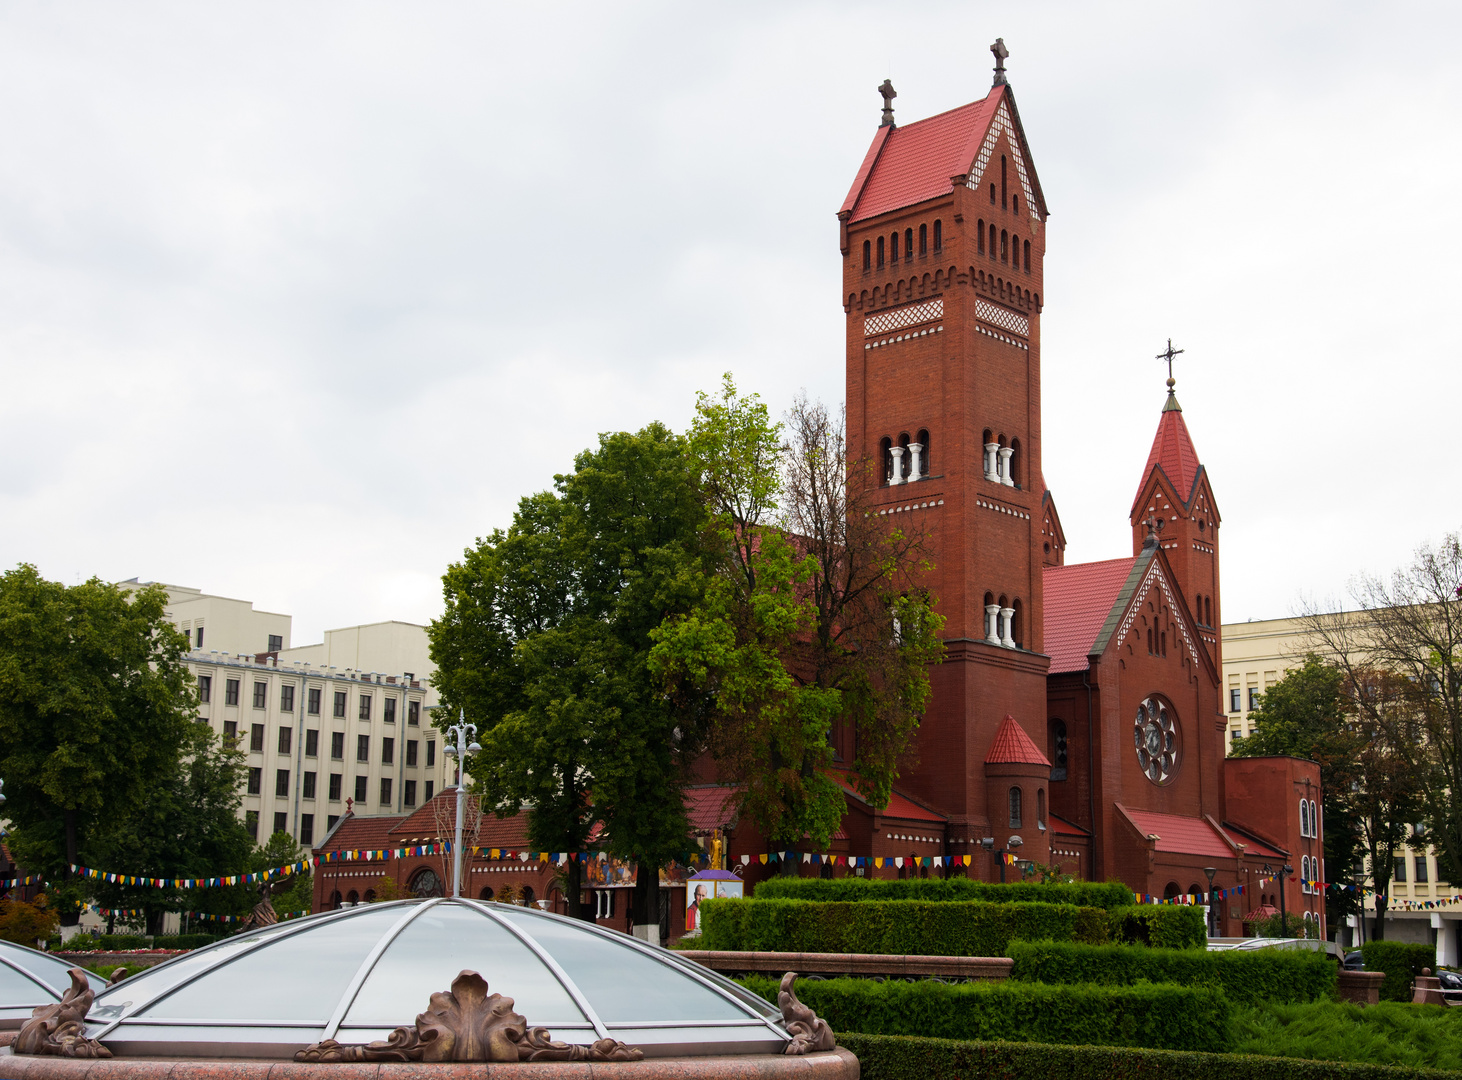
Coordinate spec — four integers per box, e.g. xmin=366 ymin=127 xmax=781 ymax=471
xmin=983 ymin=593 xmax=1025 ymax=650
xmin=1007 ymin=785 xmax=1046 ymax=830
xmin=1194 ymin=594 xmax=1214 ymax=628
xmin=981 ymin=431 xmax=1021 ymax=487
xmin=1228 ymin=687 xmax=1263 ymax=713
xmin=879 ymin=429 xmax=931 ymax=485
xmin=975 ymin=218 xmax=1032 ymax=273
xmin=1299 ymin=798 xmax=1319 ymax=838
xmin=229 ymin=722 xmax=436 ymax=767
xmin=244 ymin=772 xmax=438 ymax=811
xmin=1393 ymin=853 xmax=1430 ymax=885
xmin=1301 ymin=853 xmax=1321 ymax=894
xmin=1147 ymin=626 xmax=1169 ymax=658
xmin=862 ymin=220 xmax=944 ymax=270
xmin=200 ymin=675 xmax=422 ymax=724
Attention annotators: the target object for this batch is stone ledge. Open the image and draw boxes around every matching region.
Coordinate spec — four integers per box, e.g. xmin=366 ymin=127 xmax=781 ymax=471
xmin=0 ymin=1049 xmax=859 ymax=1080
xmin=1336 ymin=969 xmax=1385 ymax=1006
xmin=682 ymin=952 xmax=1012 ymax=981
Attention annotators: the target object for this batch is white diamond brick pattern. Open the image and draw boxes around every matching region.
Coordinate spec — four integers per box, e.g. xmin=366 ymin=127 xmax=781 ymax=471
xmin=976 ymin=299 xmax=1029 ymax=337
xmin=967 ymin=102 xmax=1039 ymax=222
xmin=864 ymin=297 xmax=943 ymax=337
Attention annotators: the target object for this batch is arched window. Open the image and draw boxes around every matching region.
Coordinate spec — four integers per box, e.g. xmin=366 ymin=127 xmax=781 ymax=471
xmin=1008 ymin=786 xmax=1022 ymax=828
xmin=1037 ymin=788 xmax=1046 ymax=829
xmin=904 ymin=227 xmax=914 ymax=262
xmin=917 ymin=428 xmax=930 ymax=474
xmin=1012 ymin=233 xmax=1019 ymax=267
xmin=819 ymin=857 xmax=834 ymax=879
xmin=862 ymin=240 xmax=871 ymax=271
xmin=1161 ymin=631 xmax=1168 ymax=657
xmin=1206 ymin=598 xmax=1213 ymax=626
xmin=346 ymin=889 xmax=359 ymax=905
xmin=933 ymin=219 xmax=943 ymax=251
xmin=879 ymin=437 xmax=893 ymax=484
xmin=1000 ymin=230 xmax=1009 ymax=263
xmin=1011 ymin=598 xmax=1024 ymax=649
xmin=479 ymin=886 xmax=494 ymax=901
xmin=363 ymin=888 xmax=376 ymax=903
xmin=1147 ymin=627 xmax=1154 ymax=655
xmin=977 ymin=219 xmax=986 ymax=254
xmin=1163 ymin=882 xmax=1181 ymax=901
xmin=1009 ymin=438 xmax=1020 ymax=486
xmin=521 ymin=885 xmax=536 ymax=908
xmin=918 ymin=223 xmax=928 ymax=255
xmin=1023 ymin=239 xmax=1031 ymax=272
xmin=1311 ymin=800 xmax=1319 ymax=835
xmin=410 ymin=867 xmax=443 ymax=898
xmin=877 ymin=236 xmax=885 ymax=268
xmin=989 ymin=223 xmax=997 ymax=256
xmin=1013 ymin=194 xmax=1020 ymax=216
xmin=989 ymin=182 xmax=996 ymax=204
xmin=890 ymin=231 xmax=900 ymax=263
xmin=330 ymin=890 xmax=343 ymax=910
xmin=1049 ymin=719 xmax=1069 ymax=781
xmin=1001 ymin=155 xmax=1008 ymax=208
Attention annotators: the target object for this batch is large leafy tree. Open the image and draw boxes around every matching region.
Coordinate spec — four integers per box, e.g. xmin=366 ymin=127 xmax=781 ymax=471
xmin=651 ymin=379 xmax=944 ymax=857
xmin=429 ymin=423 xmax=708 ymax=928
xmin=0 ymin=567 xmax=197 ymax=922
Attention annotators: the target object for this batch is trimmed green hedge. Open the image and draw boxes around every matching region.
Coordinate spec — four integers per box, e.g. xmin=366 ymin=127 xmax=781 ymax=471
xmin=752 ymin=876 xmax=1135 ymax=910
xmin=1108 ymin=905 xmax=1208 ymax=949
xmin=1008 ymin=940 xmax=1337 ymax=1005
xmin=739 ymin=975 xmax=1229 ymax=1052
xmin=1361 ymin=941 xmax=1437 ymax=1002
xmin=152 ymin=933 xmax=222 ymax=950
xmin=700 ymin=898 xmax=1111 ymax=955
xmin=838 ymin=1032 xmax=1462 ymax=1080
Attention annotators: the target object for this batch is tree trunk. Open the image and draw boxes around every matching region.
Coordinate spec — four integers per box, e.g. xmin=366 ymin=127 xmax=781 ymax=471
xmin=632 ymin=861 xmax=660 ymax=939
xmin=564 ymin=854 xmax=586 ymax=921
xmin=1373 ymin=897 xmax=1388 ymax=940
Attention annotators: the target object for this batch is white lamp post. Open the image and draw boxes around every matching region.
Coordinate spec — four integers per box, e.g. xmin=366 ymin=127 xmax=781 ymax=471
xmin=442 ymin=712 xmax=481 ymax=897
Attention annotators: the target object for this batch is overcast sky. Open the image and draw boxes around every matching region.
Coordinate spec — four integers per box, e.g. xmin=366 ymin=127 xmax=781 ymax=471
xmin=1 ymin=2 xmax=1457 ymax=645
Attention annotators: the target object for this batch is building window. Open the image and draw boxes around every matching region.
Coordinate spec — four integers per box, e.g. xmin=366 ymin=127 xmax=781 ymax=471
xmin=308 ymin=687 xmax=321 ymax=715
xmin=333 ymin=691 xmax=347 ymax=718
xmin=247 ymin=767 xmax=262 ymax=795
xmin=195 ymin=626 xmax=205 ymax=649
xmin=1037 ymin=788 xmax=1046 ymax=830
xmin=408 ymin=701 xmax=420 ymax=726
xmin=278 ymin=726 xmax=292 ymax=754
xmin=327 ymin=814 xmax=339 ymax=831
xmin=300 ymin=814 xmax=314 ymax=846
xmin=223 ymin=720 xmax=237 ymax=743
xmin=426 ymin=741 xmax=436 ymax=767
xmin=1394 ymin=857 xmax=1407 ymax=883
xmin=331 ymin=732 xmax=345 ymax=760
xmin=382 ymin=737 xmax=395 ymax=765
xmin=1299 ymin=798 xmax=1309 ymax=838
xmin=862 ymin=239 xmax=870 ymax=270
xmin=918 ymin=223 xmax=927 ymax=255
xmin=1023 ymin=238 xmax=1031 ymax=272
xmin=281 ymin=685 xmax=295 ymax=712
xmin=1311 ymin=800 xmax=1319 ymax=836
xmin=1416 ymin=856 xmax=1429 ymax=884
xmin=1008 ymin=787 xmax=1022 ymax=828
xmin=198 ymin=675 xmax=212 ymax=703
xmin=425 ymin=780 xmax=435 ymax=801
xmin=275 ymin=769 xmax=290 ymax=797
xmin=405 ymin=780 xmax=417 ymax=807
xmin=225 ymin=679 xmax=240 ymax=706
xmin=933 ymin=219 xmax=942 ymax=251
xmin=384 ymin=698 xmax=397 ymax=724
xmin=245 ymin=810 xmax=258 ymax=839
xmin=359 ymin=695 xmax=372 ymax=721
xmin=328 ymin=773 xmax=342 ymax=801
xmin=977 ymin=218 xmax=985 ymax=254
xmin=305 ymin=729 xmax=318 ymax=757
xmin=890 ymin=231 xmax=899 ymax=262
xmin=1049 ymin=719 xmax=1068 ymax=781
xmin=380 ymin=777 xmax=393 ymax=805
xmin=876 ymin=235 xmax=885 ymax=267
xmin=357 ymin=734 xmax=370 ymax=762
xmin=250 ymin=724 xmax=264 ymax=752
xmin=303 ymin=771 xmax=316 ymax=799
xmin=354 ymin=776 xmax=368 ymax=804
xmin=406 ymin=740 xmax=418 ymax=767
xmin=1229 ymin=688 xmax=1241 ymax=713
xmin=1000 ymin=229 xmax=1008 ymax=263
xmin=268 ymin=634 xmax=283 ymax=652
xmin=1248 ymin=687 xmax=1261 ymax=711
xmin=253 ymin=681 xmax=267 ymax=708
xmin=273 ymin=811 xmax=288 ymax=835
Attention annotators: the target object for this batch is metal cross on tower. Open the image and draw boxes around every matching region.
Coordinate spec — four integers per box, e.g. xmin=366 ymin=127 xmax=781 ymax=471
xmin=1156 ymin=338 xmax=1185 ymax=391
xmin=878 ymin=79 xmax=896 ymax=127
xmin=991 ymin=39 xmax=1010 ymax=86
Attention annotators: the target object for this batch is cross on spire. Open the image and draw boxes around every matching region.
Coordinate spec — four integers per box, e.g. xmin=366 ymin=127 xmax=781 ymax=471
xmin=991 ymin=39 xmax=1009 ymax=86
xmin=878 ymin=79 xmax=897 ymax=127
xmin=1156 ymin=338 xmax=1184 ymax=392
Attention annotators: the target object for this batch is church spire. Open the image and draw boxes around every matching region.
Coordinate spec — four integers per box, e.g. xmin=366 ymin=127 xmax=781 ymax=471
xmin=1157 ymin=338 xmax=1184 ymax=413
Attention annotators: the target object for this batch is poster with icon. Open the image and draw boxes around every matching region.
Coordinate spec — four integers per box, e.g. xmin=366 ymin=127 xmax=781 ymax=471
xmin=684 ymin=870 xmax=743 ymax=934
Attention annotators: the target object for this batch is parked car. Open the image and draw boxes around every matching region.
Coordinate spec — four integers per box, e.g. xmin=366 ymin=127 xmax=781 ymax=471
xmin=1342 ymin=951 xmax=1365 ymax=970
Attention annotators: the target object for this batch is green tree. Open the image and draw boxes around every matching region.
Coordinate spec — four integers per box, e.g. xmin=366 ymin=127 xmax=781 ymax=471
xmin=0 ymin=567 xmax=197 ymax=923
xmin=250 ymin=830 xmax=313 ymax=917
xmin=651 ymin=380 xmax=945 ymax=859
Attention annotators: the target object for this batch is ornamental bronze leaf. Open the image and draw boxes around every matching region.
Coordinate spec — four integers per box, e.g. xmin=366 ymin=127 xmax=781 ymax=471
xmin=295 ymin=970 xmax=643 ymax=1064
xmin=778 ymin=972 xmax=835 ymax=1056
xmin=14 ymin=968 xmax=113 ymax=1059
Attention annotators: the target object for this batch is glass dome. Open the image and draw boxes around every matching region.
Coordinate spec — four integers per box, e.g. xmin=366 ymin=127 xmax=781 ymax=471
xmin=0 ymin=940 xmax=107 ymax=1029
xmin=83 ymin=898 xmax=787 ymax=1059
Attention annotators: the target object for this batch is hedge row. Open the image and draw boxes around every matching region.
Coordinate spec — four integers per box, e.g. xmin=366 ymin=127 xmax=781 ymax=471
xmin=1361 ymin=941 xmax=1437 ymax=1003
xmin=64 ymin=933 xmax=222 ymax=951
xmin=752 ymin=876 xmax=1135 ymax=910
xmin=838 ymin=1033 xmax=1462 ymax=1080
xmin=1007 ymin=940 xmax=1337 ymax=1005
xmin=699 ymin=898 xmax=1206 ymax=954
xmin=739 ymin=975 xmax=1230 ymax=1053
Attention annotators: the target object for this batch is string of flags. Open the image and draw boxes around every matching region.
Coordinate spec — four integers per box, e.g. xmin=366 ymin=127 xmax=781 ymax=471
xmin=71 ymin=859 xmax=310 ymax=889
xmin=0 ymin=875 xmax=46 ymax=887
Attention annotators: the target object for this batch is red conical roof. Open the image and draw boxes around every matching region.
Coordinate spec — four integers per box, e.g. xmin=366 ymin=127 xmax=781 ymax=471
xmin=1131 ymin=393 xmax=1202 ymax=515
xmin=985 ymin=715 xmax=1052 ymax=766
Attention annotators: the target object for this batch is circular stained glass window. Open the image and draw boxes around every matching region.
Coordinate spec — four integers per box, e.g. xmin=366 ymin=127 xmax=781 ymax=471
xmin=1134 ymin=696 xmax=1180 ymax=784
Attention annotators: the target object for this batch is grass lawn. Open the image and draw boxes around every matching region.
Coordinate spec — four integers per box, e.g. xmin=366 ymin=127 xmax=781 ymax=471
xmin=1233 ymin=1001 xmax=1462 ymax=1070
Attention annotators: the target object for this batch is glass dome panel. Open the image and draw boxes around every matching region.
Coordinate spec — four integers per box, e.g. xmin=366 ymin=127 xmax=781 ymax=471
xmin=0 ymin=962 xmax=49 ymax=1001
xmin=137 ymin=904 xmax=409 ymax=1021
xmin=493 ymin=907 xmax=750 ymax=1024
xmin=0 ymin=941 xmax=106 ymax=997
xmin=344 ymin=902 xmax=586 ymax=1027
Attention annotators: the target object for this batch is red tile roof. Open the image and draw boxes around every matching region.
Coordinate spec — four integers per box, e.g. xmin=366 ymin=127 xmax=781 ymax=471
xmin=685 ymin=786 xmax=740 ymax=833
xmin=1220 ymin=823 xmax=1288 ymax=860
xmin=841 ymin=90 xmax=1002 ymax=224
xmin=1043 ymin=557 xmax=1140 ymax=673
xmin=1132 ymin=403 xmax=1203 ymax=514
xmin=316 ymin=813 xmax=404 ymax=853
xmin=827 ymin=769 xmax=946 ymax=823
xmin=985 ymin=715 xmax=1052 ymax=767
xmin=1049 ymin=813 xmax=1089 ymax=837
xmin=475 ymin=811 xmax=533 ymax=849
xmin=1121 ymin=808 xmax=1237 ymax=860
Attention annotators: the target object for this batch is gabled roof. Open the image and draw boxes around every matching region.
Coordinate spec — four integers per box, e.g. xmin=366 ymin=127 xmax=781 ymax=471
xmin=1130 ymin=394 xmax=1204 ymax=516
xmin=829 ymin=769 xmax=946 ymax=823
xmin=840 ymin=84 xmax=1048 ymax=225
xmin=314 ymin=812 xmax=404 ymax=853
xmin=1220 ymin=821 xmax=1288 ymax=860
xmin=1042 ymin=555 xmax=1143 ymax=673
xmin=985 ymin=714 xmax=1052 ymax=767
xmin=1119 ymin=807 xmax=1237 ymax=860
xmin=1049 ymin=813 xmax=1089 ymax=837
xmin=685 ymin=786 xmax=741 ymax=834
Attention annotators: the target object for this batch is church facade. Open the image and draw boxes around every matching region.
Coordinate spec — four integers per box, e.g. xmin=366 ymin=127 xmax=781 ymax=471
xmin=726 ymin=50 xmax=1324 ymax=937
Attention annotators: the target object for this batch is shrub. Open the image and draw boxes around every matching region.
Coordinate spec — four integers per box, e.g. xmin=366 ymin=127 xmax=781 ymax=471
xmin=1108 ymin=905 xmax=1207 ymax=949
xmin=1007 ymin=940 xmax=1337 ymax=1005
xmin=700 ymin=898 xmax=1110 ymax=955
xmin=152 ymin=934 xmax=221 ymax=950
xmin=839 ymin=1032 xmax=1462 ymax=1080
xmin=1361 ymin=941 xmax=1437 ymax=1003
xmin=752 ymin=876 xmax=1134 ymax=910
xmin=96 ymin=934 xmax=151 ymax=950
xmin=739 ymin=974 xmax=1229 ymax=1053
xmin=0 ymin=897 xmax=59 ymax=946
xmin=1253 ymin=911 xmax=1321 ymax=939
xmin=1232 ymin=999 xmax=1462 ymax=1071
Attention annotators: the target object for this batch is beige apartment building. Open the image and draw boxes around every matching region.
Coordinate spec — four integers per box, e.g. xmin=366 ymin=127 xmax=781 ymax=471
xmin=122 ymin=582 xmax=454 ymax=848
xmin=1222 ymin=613 xmax=1459 ymax=956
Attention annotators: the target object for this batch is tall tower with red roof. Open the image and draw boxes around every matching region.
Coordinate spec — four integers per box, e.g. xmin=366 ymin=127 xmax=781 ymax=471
xmin=837 ymin=42 xmax=1052 ymax=861
xmin=1129 ymin=363 xmax=1222 ymax=663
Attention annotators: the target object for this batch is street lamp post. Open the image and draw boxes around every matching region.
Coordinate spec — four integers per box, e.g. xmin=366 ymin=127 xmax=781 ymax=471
xmin=1263 ymin=862 xmax=1294 ymax=936
xmin=442 ymin=712 xmax=481 ymax=898
xmin=981 ymin=835 xmax=1024 ymax=883
xmin=1203 ymin=867 xmax=1217 ymax=937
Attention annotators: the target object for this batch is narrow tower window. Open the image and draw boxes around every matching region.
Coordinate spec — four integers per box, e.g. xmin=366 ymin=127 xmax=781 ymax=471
xmin=1013 ymin=194 xmax=1020 ymax=216
xmin=1001 ymin=155 xmax=1008 ymax=209
xmin=933 ymin=219 xmax=942 ymax=251
xmin=989 ymin=224 xmax=997 ymax=258
xmin=890 ymin=231 xmax=899 ymax=262
xmin=917 ymin=428 xmax=930 ymax=474
xmin=880 ymin=437 xmax=893 ymax=485
xmin=904 ymin=227 xmax=913 ymax=262
xmin=918 ymin=223 xmax=927 ymax=255
xmin=1001 ymin=230 xmax=1009 ymax=263
xmin=977 ymin=220 xmax=986 ymax=255
xmin=862 ymin=240 xmax=871 ymax=271
xmin=989 ymin=182 xmax=996 ymax=204
xmin=877 ymin=236 xmax=885 ymax=268
xmin=1008 ymin=786 xmax=1022 ymax=828
xmin=1023 ymin=238 xmax=1031 ymax=272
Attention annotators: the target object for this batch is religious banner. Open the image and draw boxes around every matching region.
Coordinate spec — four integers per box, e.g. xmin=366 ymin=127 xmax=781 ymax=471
xmin=684 ymin=869 xmax=743 ymax=934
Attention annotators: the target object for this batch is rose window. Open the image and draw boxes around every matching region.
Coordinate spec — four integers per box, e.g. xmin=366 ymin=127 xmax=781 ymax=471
xmin=1133 ymin=696 xmax=1180 ymax=784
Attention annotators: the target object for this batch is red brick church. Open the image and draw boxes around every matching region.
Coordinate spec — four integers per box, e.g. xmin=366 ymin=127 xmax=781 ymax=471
xmin=726 ymin=45 xmax=1323 ymax=935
